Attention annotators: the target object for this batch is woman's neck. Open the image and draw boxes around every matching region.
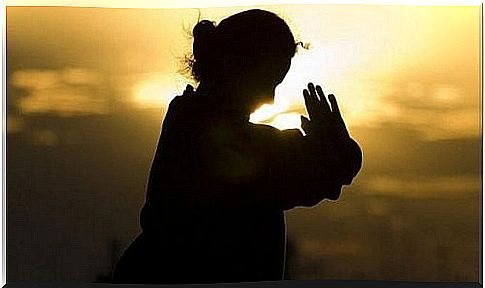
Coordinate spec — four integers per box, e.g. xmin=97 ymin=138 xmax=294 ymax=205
xmin=196 ymin=81 xmax=252 ymax=123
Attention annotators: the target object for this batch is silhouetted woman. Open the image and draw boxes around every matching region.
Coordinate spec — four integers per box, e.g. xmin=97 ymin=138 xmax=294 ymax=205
xmin=112 ymin=9 xmax=362 ymax=284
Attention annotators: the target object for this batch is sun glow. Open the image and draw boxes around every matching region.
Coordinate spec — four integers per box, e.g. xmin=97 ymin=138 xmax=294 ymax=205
xmin=132 ymin=74 xmax=188 ymax=111
xmin=134 ymin=82 xmax=166 ymax=108
xmin=272 ymin=113 xmax=303 ymax=131
xmin=105 ymin=5 xmax=476 ymax=140
xmin=249 ymin=96 xmax=290 ymax=122
xmin=249 ymin=42 xmax=357 ymax=130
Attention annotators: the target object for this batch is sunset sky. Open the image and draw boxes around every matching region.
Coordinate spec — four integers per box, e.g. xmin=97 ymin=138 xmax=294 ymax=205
xmin=7 ymin=5 xmax=480 ymax=137
xmin=6 ymin=4 xmax=481 ymax=282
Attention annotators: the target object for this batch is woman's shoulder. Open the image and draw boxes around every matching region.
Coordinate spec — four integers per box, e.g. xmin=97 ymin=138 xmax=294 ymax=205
xmin=249 ymin=122 xmax=301 ymax=133
xmin=249 ymin=122 xmax=303 ymax=143
xmin=164 ymin=85 xmax=202 ymax=121
xmin=167 ymin=86 xmax=196 ymax=110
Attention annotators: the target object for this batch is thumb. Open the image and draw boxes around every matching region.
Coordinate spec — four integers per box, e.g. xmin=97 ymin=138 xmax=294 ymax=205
xmin=301 ymin=115 xmax=311 ymax=133
xmin=184 ymin=84 xmax=194 ymax=96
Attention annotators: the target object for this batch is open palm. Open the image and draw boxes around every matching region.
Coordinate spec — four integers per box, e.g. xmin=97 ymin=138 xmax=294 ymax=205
xmin=301 ymin=82 xmax=349 ymax=141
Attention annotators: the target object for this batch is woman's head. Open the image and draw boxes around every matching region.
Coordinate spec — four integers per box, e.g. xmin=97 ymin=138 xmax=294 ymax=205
xmin=189 ymin=9 xmax=297 ymax=111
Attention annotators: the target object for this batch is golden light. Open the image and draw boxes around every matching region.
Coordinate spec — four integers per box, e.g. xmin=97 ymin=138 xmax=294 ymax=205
xmin=249 ymin=96 xmax=290 ymax=123
xmin=12 ymin=4 xmax=473 ymax=140
xmin=131 ymin=74 xmax=187 ymax=111
xmin=134 ymin=81 xmax=167 ymax=109
xmin=5 ymin=0 xmax=481 ymax=8
xmin=272 ymin=113 xmax=303 ymax=132
xmin=249 ymin=43 xmax=358 ymax=131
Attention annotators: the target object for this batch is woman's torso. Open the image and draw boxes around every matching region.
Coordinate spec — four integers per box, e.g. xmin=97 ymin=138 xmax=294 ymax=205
xmin=135 ymin=92 xmax=290 ymax=282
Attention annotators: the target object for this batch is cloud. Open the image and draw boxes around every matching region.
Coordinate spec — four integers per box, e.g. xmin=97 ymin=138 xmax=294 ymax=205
xmin=6 ymin=116 xmax=25 ymax=134
xmin=299 ymin=237 xmax=362 ymax=257
xmin=344 ymin=79 xmax=479 ymax=141
xmin=19 ymin=88 xmax=109 ymax=116
xmin=31 ymin=129 xmax=60 ymax=146
xmin=351 ymin=122 xmax=480 ymax=177
xmin=381 ymin=82 xmax=479 ymax=141
xmin=129 ymin=72 xmax=189 ymax=111
xmin=10 ymin=68 xmax=109 ymax=117
xmin=61 ymin=68 xmax=102 ymax=86
xmin=361 ymin=175 xmax=480 ymax=199
xmin=249 ymin=74 xmax=479 ymax=142
xmin=10 ymin=69 xmax=62 ymax=90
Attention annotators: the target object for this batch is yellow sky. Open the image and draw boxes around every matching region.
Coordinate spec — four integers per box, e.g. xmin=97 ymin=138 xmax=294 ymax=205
xmin=5 ymin=0 xmax=482 ymax=7
xmin=129 ymin=5 xmax=480 ymax=139
xmin=5 ymin=6 xmax=482 ymax=283
xmin=7 ymin=5 xmax=480 ymax=140
xmin=6 ymin=7 xmax=481 ymax=281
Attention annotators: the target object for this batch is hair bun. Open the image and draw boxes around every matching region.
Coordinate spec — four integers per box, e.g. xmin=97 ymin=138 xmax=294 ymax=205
xmin=193 ymin=20 xmax=216 ymax=38
xmin=192 ymin=20 xmax=216 ymax=60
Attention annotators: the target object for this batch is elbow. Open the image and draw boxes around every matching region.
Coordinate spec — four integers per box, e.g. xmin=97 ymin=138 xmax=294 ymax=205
xmin=341 ymin=139 xmax=363 ymax=185
xmin=352 ymin=142 xmax=363 ymax=178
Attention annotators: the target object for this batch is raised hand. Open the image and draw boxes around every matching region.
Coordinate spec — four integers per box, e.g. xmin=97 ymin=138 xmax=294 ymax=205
xmin=300 ymin=82 xmax=362 ymax=190
xmin=301 ymin=82 xmax=349 ymax=141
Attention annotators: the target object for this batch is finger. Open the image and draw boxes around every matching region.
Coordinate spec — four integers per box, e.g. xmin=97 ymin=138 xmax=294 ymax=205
xmin=328 ymin=94 xmax=341 ymax=115
xmin=316 ymin=85 xmax=331 ymax=113
xmin=308 ymin=83 xmax=320 ymax=104
xmin=300 ymin=115 xmax=311 ymax=133
xmin=303 ymin=89 xmax=318 ymax=121
xmin=308 ymin=83 xmax=324 ymax=118
xmin=328 ymin=94 xmax=350 ymax=137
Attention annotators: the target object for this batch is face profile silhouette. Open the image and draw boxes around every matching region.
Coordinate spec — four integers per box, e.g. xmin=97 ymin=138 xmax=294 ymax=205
xmin=189 ymin=9 xmax=296 ymax=114
xmin=112 ymin=9 xmax=362 ymax=285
